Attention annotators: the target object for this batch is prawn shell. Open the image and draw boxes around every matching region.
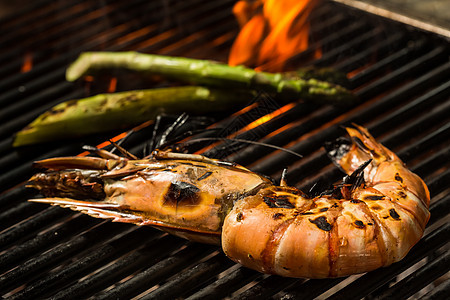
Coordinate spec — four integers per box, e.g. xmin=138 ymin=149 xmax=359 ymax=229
xmin=102 ymin=159 xmax=271 ymax=235
xmin=372 ymin=161 xmax=430 ymax=206
xmin=371 ymin=182 xmax=430 ymax=230
xmin=331 ymin=200 xmax=384 ymax=276
xmin=222 ymin=187 xmax=312 ymax=274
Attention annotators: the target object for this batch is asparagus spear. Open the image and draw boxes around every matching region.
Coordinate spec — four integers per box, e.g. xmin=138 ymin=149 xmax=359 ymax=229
xmin=286 ymin=67 xmax=350 ymax=87
xmin=14 ymin=86 xmax=253 ymax=147
xmin=66 ymin=52 xmax=356 ymax=105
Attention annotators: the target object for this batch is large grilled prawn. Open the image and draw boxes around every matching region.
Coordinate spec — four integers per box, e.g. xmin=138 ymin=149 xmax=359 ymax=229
xmin=28 ymin=125 xmax=430 ymax=278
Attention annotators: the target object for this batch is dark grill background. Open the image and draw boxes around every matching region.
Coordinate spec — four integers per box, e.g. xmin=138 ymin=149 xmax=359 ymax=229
xmin=0 ymin=0 xmax=449 ymax=299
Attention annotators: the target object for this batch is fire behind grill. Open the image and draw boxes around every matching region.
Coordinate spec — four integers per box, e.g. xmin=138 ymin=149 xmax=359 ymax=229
xmin=0 ymin=0 xmax=449 ymax=299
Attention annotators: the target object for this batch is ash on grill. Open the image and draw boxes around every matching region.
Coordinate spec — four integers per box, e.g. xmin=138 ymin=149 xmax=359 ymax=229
xmin=0 ymin=0 xmax=448 ymax=299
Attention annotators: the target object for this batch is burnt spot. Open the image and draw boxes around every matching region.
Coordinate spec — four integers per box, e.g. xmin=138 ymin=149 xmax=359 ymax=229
xmin=398 ymin=191 xmax=407 ymax=198
xmin=282 ymin=267 xmax=291 ymax=270
xmin=163 ymin=181 xmax=201 ymax=208
xmin=247 ymin=254 xmax=253 ymax=260
xmin=180 ymin=162 xmax=193 ymax=166
xmin=367 ymin=222 xmax=373 ymax=225
xmin=197 ymin=171 xmax=213 ymax=181
xmin=320 ymin=207 xmax=329 ymax=212
xmin=236 ymin=212 xmax=244 ymax=222
xmin=364 ymin=195 xmax=385 ymax=201
xmin=371 ymin=205 xmax=382 ymax=210
xmin=263 ymin=196 xmax=295 ymax=209
xmin=331 ymin=203 xmax=339 ymax=208
xmin=389 ymin=209 xmax=401 ymax=220
xmin=309 ymin=216 xmax=332 ymax=231
xmin=300 ymin=212 xmax=314 ymax=215
xmin=354 ymin=220 xmax=365 ymax=229
xmin=272 ymin=213 xmax=285 ymax=220
xmin=383 ymin=216 xmax=389 ymax=219
xmin=395 ymin=173 xmax=403 ymax=183
xmin=350 ymin=199 xmax=362 ymax=204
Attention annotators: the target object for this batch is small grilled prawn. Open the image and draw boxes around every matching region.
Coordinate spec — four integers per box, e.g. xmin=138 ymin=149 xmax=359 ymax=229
xmin=28 ymin=125 xmax=430 ymax=278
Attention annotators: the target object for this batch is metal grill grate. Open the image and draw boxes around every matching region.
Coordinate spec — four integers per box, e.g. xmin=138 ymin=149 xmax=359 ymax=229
xmin=0 ymin=0 xmax=449 ymax=299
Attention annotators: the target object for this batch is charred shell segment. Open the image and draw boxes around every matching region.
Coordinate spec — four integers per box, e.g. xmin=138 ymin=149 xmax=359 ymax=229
xmin=372 ymin=182 xmax=430 ymax=230
xmin=260 ymin=218 xmax=296 ymax=274
xmin=331 ymin=197 xmax=388 ymax=275
xmin=348 ymin=194 xmax=424 ymax=262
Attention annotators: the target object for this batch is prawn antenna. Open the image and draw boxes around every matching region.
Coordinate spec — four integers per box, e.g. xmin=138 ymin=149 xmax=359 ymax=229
xmin=109 ymin=139 xmax=138 ymax=160
xmin=181 ymin=137 xmax=303 ymax=160
xmin=159 ymin=113 xmax=189 ymax=147
xmin=280 ymin=168 xmax=289 ymax=186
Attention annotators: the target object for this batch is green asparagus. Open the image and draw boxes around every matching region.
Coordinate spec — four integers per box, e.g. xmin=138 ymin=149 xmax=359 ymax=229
xmin=66 ymin=52 xmax=356 ymax=105
xmin=14 ymin=86 xmax=253 ymax=147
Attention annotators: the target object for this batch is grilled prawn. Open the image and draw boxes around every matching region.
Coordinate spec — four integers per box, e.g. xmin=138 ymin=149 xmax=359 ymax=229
xmin=28 ymin=125 xmax=430 ymax=278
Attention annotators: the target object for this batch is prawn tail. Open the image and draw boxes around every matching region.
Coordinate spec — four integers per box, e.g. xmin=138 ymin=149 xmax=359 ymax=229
xmin=345 ymin=124 xmax=396 ymax=162
xmin=325 ymin=124 xmax=397 ymax=175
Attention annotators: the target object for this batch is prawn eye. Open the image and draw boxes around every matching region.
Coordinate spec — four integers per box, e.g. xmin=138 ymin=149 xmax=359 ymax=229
xmin=163 ymin=181 xmax=201 ymax=207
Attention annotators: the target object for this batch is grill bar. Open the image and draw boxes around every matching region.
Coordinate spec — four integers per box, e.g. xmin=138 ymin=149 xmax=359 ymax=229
xmin=422 ymin=278 xmax=450 ymax=299
xmin=0 ymin=206 xmax=68 ymax=249
xmin=7 ymin=226 xmax=150 ymax=299
xmin=94 ymin=243 xmax=217 ymax=300
xmin=376 ymin=250 xmax=450 ymax=299
xmin=142 ymin=253 xmax=233 ymax=299
xmin=50 ymin=234 xmax=185 ymax=300
xmin=0 ymin=214 xmax=98 ymax=274
xmin=185 ymin=266 xmax=261 ymax=300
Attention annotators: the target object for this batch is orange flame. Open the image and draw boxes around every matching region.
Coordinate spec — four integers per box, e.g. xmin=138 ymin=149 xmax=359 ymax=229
xmin=21 ymin=52 xmax=33 ymax=73
xmin=108 ymin=77 xmax=118 ymax=93
xmin=229 ymin=0 xmax=319 ymax=71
